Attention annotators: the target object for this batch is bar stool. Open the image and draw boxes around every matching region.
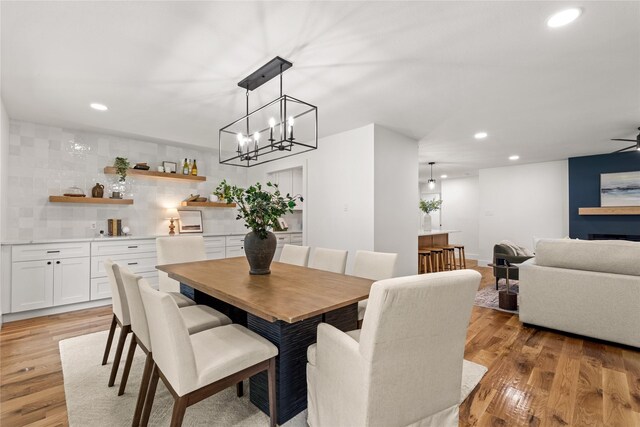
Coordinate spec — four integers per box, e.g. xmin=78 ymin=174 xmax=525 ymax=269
xmin=418 ymin=249 xmax=432 ymax=273
xmin=441 ymin=245 xmax=457 ymax=270
xmin=454 ymin=244 xmax=467 ymax=269
xmin=424 ymin=247 xmax=444 ymax=272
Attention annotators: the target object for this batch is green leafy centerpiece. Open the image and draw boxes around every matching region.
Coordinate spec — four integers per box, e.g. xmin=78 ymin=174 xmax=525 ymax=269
xmin=216 ymin=180 xmax=303 ymax=274
xmin=419 ymin=198 xmax=443 ymax=232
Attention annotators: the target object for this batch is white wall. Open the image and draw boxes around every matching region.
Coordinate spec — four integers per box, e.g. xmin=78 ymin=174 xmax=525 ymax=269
xmin=248 ymin=124 xmax=376 ymax=273
xmin=0 ymin=98 xmax=10 ymax=325
xmin=373 ymin=125 xmax=418 ymax=276
xmin=478 ymin=160 xmax=568 ymax=263
xmin=4 ymin=121 xmax=248 ymax=241
xmin=441 ymin=176 xmax=480 ymax=259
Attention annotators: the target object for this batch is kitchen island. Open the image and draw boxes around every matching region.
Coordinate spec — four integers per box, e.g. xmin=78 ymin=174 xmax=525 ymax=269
xmin=418 ymin=229 xmax=459 ymax=248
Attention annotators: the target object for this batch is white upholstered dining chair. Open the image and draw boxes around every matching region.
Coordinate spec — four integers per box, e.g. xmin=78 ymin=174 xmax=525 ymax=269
xmin=138 ymin=282 xmax=279 ymax=427
xmin=279 ymin=244 xmax=311 ymax=266
xmin=308 ymin=247 xmax=348 ymax=274
xmin=101 ymin=259 xmax=132 ymax=388
xmin=156 ymin=236 xmax=205 ymax=307
xmin=352 ymin=250 xmax=398 ymax=321
xmin=306 ymin=270 xmax=481 ymax=427
xmin=117 ymin=267 xmax=232 ymax=424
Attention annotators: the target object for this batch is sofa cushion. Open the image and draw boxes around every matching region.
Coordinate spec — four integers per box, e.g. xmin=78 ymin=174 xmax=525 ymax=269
xmin=535 ymin=239 xmax=640 ymax=276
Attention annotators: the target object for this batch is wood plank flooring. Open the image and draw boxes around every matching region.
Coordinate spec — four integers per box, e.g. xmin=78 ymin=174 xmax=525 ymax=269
xmin=1 ymin=266 xmax=639 ymax=426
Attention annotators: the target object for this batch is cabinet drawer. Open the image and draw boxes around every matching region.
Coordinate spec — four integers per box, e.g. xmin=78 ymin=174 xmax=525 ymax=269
xmin=206 ymin=247 xmax=225 ymax=260
xmin=92 ymin=253 xmax=158 ymax=278
xmin=276 ymin=234 xmax=291 ymax=247
xmin=91 ymin=271 xmax=158 ymax=300
xmin=290 ymin=234 xmax=303 ymax=245
xmin=225 ymin=246 xmax=245 ymax=258
xmin=91 ymin=239 xmax=156 ymax=256
xmin=226 ymin=235 xmax=245 ymax=247
xmin=204 ymin=236 xmax=225 ymax=248
xmin=12 ymin=242 xmax=90 ymax=262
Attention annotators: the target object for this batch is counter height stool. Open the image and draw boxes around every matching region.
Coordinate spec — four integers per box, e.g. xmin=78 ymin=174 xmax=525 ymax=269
xmin=423 ymin=247 xmax=445 ymax=272
xmin=454 ymin=244 xmax=467 ymax=269
xmin=418 ymin=249 xmax=432 ymax=273
xmin=441 ymin=245 xmax=458 ymax=270
xmin=138 ymin=283 xmax=279 ymax=427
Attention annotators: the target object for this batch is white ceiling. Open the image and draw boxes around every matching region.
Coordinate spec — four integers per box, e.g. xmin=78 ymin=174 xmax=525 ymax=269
xmin=2 ymin=1 xmax=639 ymax=180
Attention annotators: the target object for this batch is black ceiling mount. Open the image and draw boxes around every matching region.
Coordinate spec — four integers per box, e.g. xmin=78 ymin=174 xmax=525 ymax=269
xmin=238 ymin=56 xmax=293 ymax=91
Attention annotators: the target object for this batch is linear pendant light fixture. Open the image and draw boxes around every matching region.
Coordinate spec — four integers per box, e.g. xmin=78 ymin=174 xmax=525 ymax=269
xmin=428 ymin=162 xmax=437 ymax=189
xmin=219 ymin=57 xmax=318 ymax=167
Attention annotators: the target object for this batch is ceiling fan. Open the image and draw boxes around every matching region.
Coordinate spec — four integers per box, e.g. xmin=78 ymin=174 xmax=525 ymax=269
xmin=611 ymin=127 xmax=640 ymax=153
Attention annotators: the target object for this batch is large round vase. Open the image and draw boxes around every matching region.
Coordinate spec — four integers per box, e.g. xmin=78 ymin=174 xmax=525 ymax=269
xmin=244 ymin=231 xmax=277 ymax=275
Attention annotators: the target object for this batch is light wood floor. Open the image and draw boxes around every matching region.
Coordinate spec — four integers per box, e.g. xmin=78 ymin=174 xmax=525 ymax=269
xmin=1 ymin=266 xmax=639 ymax=427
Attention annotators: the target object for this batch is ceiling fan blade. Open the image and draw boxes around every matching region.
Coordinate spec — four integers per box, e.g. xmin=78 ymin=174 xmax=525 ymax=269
xmin=611 ymin=138 xmax=636 ymax=142
xmin=612 ymin=145 xmax=636 ymax=153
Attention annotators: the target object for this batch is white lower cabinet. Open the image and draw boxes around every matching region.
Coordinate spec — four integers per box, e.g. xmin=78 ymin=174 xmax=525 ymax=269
xmin=11 ymin=257 xmax=90 ymax=313
xmin=225 ymin=235 xmax=245 ymax=258
xmin=90 ymin=270 xmax=158 ymax=300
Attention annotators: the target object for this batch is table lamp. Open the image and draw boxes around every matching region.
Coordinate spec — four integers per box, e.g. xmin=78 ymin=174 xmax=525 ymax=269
xmin=166 ymin=208 xmax=179 ymax=236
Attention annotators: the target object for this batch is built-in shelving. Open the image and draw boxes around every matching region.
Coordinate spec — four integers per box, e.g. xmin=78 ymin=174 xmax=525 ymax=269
xmin=180 ymin=201 xmax=237 ymax=208
xmin=578 ymin=206 xmax=640 ymax=215
xmin=103 ymin=167 xmax=206 ymax=182
xmin=49 ymin=196 xmax=134 ymax=205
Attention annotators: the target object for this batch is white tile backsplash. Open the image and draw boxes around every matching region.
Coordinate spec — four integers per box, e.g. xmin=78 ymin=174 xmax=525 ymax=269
xmin=5 ymin=121 xmax=249 ymax=240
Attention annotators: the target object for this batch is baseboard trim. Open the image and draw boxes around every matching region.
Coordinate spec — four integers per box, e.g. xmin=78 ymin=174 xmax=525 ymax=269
xmin=2 ymin=299 xmax=112 ymax=324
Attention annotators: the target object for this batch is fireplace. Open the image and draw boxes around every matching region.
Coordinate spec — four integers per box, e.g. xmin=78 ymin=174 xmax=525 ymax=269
xmin=589 ymin=233 xmax=640 ymax=242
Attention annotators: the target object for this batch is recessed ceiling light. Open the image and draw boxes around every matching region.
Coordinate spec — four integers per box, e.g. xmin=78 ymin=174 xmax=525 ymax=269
xmin=90 ymin=103 xmax=108 ymax=111
xmin=474 ymin=132 xmax=488 ymax=139
xmin=440 ymin=174 xmax=448 ymax=178
xmin=547 ymin=8 xmax=582 ymax=28
xmin=509 ymin=155 xmax=520 ymax=161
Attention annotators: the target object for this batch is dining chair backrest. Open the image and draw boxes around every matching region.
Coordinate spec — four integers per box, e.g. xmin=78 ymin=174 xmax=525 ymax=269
xmin=358 ymin=270 xmax=480 ymax=425
xmin=279 ymin=244 xmax=311 ymax=267
xmin=139 ymin=281 xmax=197 ymax=396
xmin=308 ymin=247 xmax=348 ymax=274
xmin=104 ymin=259 xmax=130 ymax=325
xmin=156 ymin=236 xmax=207 ymax=292
xmin=118 ymin=265 xmax=151 ymax=350
xmin=352 ymin=250 xmax=398 ymax=280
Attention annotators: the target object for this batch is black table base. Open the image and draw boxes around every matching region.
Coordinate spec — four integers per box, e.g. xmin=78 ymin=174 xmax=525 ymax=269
xmin=181 ymin=283 xmax=359 ymax=424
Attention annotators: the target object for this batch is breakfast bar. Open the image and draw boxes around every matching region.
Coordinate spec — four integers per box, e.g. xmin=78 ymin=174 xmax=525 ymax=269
xmin=418 ymin=229 xmax=459 ymax=248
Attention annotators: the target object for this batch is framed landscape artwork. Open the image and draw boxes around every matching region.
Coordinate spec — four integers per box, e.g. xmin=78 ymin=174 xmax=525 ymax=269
xmin=177 ymin=210 xmax=203 ymax=233
xmin=600 ymin=171 xmax=640 ymax=207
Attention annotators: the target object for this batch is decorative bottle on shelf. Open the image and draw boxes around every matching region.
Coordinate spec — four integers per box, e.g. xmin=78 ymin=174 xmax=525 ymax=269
xmin=191 ymin=159 xmax=198 ymax=176
xmin=182 ymin=158 xmax=189 ymax=175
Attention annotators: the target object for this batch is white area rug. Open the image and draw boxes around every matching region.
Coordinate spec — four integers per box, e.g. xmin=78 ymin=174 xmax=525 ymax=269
xmin=60 ymin=330 xmax=487 ymax=426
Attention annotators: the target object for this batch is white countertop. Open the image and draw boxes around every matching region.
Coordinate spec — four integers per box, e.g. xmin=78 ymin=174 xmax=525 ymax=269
xmin=418 ymin=229 xmax=460 ymax=237
xmin=1 ymin=230 xmax=302 ymax=246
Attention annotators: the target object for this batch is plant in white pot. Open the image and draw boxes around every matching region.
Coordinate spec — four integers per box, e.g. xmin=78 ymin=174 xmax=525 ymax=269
xmin=216 ymin=180 xmax=302 ymax=275
xmin=419 ymin=198 xmax=443 ymax=231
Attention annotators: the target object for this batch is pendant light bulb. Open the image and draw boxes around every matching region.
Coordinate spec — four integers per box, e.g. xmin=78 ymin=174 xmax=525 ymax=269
xmin=236 ymin=133 xmax=244 ymax=145
xmin=428 ymin=180 xmax=436 ymax=190
xmin=269 ymin=117 xmax=276 ymax=128
xmin=253 ymin=132 xmax=260 ymax=142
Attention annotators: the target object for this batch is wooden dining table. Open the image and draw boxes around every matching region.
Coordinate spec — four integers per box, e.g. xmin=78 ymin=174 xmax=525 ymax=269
xmin=156 ymin=257 xmax=374 ymax=424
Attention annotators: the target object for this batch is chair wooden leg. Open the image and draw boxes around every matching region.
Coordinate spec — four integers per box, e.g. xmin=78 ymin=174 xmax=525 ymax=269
xmin=118 ymin=334 xmax=138 ymax=396
xmin=267 ymin=358 xmax=277 ymax=427
xmin=236 ymin=381 xmax=243 ymax=397
xmin=132 ymin=354 xmax=153 ymax=427
xmin=102 ymin=315 xmax=117 ymax=366
xmin=461 ymin=248 xmax=467 ymax=268
xmin=496 ymin=277 xmax=499 ymax=290
xmin=169 ymin=396 xmax=188 ymax=427
xmin=427 ymin=256 xmax=433 ymax=273
xmin=109 ymin=325 xmax=131 ymax=387
xmin=140 ymin=363 xmax=160 ymax=427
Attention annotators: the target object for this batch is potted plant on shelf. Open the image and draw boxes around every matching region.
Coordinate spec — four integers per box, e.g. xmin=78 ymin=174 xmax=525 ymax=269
xmin=113 ymin=157 xmax=131 ymax=183
xmin=419 ymin=198 xmax=443 ymax=231
xmin=216 ymin=180 xmax=303 ymax=275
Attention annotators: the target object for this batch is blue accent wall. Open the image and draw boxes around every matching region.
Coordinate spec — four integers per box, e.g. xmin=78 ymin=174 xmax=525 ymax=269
xmin=569 ymin=151 xmax=640 ymax=239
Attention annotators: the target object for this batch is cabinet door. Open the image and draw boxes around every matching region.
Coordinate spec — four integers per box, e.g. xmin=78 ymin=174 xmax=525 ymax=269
xmin=11 ymin=260 xmax=54 ymax=312
xmin=53 ymin=257 xmax=90 ymax=306
xmin=206 ymin=247 xmax=225 ymax=260
xmin=225 ymin=246 xmax=245 ymax=258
